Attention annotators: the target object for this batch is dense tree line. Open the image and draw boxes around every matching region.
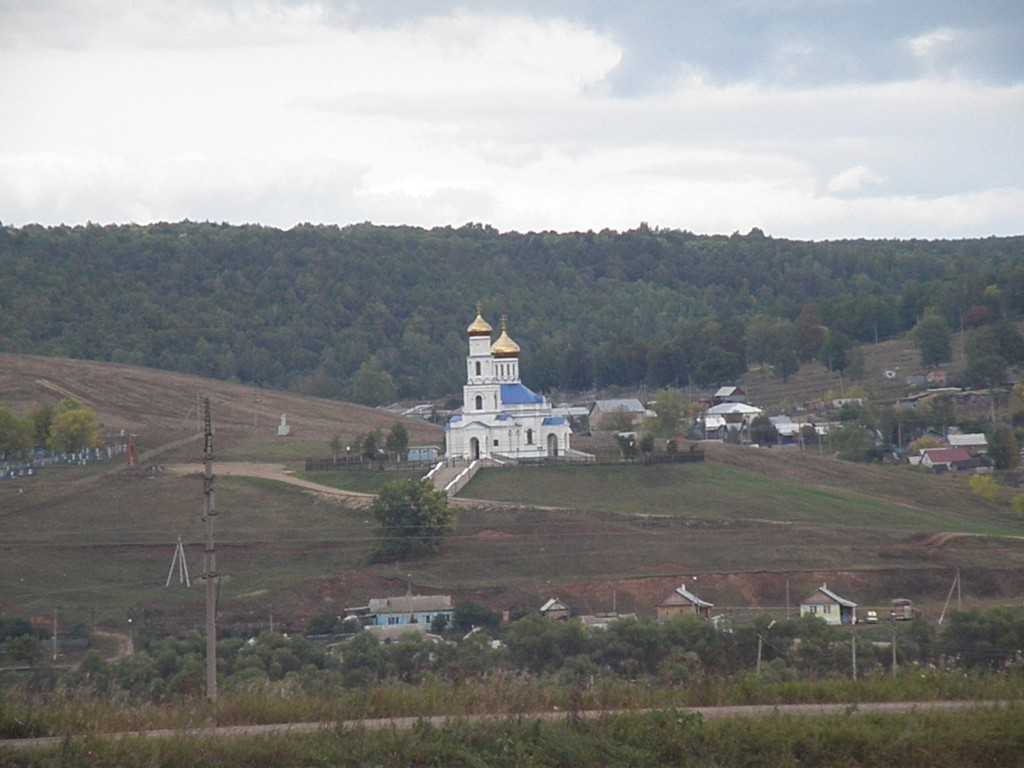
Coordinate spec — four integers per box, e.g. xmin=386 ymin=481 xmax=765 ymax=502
xmin=2 ymin=221 xmax=1022 ymax=403
xmin=7 ymin=608 xmax=1022 ymax=702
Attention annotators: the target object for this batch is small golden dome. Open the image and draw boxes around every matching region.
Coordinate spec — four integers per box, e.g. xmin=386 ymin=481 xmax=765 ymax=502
xmin=491 ymin=315 xmax=520 ymax=358
xmin=467 ymin=303 xmax=493 ymax=337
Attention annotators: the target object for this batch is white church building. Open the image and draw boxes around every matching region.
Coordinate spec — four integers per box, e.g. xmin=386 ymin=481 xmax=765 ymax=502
xmin=445 ymin=307 xmax=572 ymax=461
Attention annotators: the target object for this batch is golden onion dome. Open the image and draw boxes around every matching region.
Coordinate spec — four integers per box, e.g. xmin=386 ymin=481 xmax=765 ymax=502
xmin=491 ymin=315 xmax=520 ymax=358
xmin=467 ymin=303 xmax=493 ymax=337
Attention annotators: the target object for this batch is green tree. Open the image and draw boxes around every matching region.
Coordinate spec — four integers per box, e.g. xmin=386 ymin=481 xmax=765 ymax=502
xmin=46 ymin=404 xmax=100 ymax=453
xmin=0 ymin=407 xmax=33 ymax=459
xmin=615 ymin=433 xmax=638 ymax=459
xmin=818 ymin=330 xmax=852 ymax=373
xmin=749 ymin=415 xmax=778 ymax=445
xmin=452 ymin=603 xmax=500 ymax=633
xmin=385 ymin=422 xmax=409 ymax=458
xmin=796 ymin=304 xmax=827 ymax=361
xmin=361 ymin=430 xmax=381 ymax=461
xmin=370 ymin=480 xmax=453 ymax=561
xmin=832 ymin=424 xmax=875 ymax=462
xmin=988 ymin=426 xmax=1019 ymax=470
xmin=845 ymin=346 xmax=865 ymax=380
xmin=328 ymin=434 xmax=343 ymax=460
xmin=638 ymin=433 xmax=655 ymax=454
xmin=5 ymin=635 xmax=41 ymax=665
xmin=30 ymin=404 xmax=54 ymax=448
xmin=651 ymin=389 xmax=685 ymax=435
xmin=772 ymin=345 xmax=800 ymax=382
xmin=350 ymin=359 xmax=396 ymax=406
xmin=914 ymin=312 xmax=952 ymax=366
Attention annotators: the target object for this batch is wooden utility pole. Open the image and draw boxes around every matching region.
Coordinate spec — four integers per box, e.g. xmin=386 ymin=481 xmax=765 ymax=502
xmin=756 ymin=633 xmax=763 ymax=676
xmin=938 ymin=569 xmax=962 ymax=625
xmin=891 ymin=623 xmax=898 ymax=679
xmin=851 ymin=629 xmax=857 ymax=681
xmin=201 ymin=397 xmax=218 ymax=703
xmin=51 ymin=608 xmax=58 ymax=662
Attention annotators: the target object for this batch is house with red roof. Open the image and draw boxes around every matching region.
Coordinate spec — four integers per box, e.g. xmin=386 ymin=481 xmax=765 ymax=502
xmin=920 ymin=447 xmax=973 ymax=472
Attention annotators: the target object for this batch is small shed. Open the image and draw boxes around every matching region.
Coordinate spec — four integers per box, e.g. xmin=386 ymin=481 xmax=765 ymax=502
xmin=800 ymin=583 xmax=857 ymax=626
xmin=657 ymin=584 xmax=714 ymax=621
xmin=539 ymin=597 xmax=570 ymax=621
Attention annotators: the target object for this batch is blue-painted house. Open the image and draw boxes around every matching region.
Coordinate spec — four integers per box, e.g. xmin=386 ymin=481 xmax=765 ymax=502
xmin=365 ymin=594 xmax=454 ymax=627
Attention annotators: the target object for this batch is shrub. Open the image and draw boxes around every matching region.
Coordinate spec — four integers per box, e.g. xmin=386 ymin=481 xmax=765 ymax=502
xmin=1012 ymin=496 xmax=1024 ymax=517
xmin=969 ymin=475 xmax=998 ymax=502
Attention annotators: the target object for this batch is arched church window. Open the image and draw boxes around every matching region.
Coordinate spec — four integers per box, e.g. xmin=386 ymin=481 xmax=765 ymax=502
xmin=475 ymin=361 xmax=481 ymax=376
xmin=475 ymin=395 xmax=483 ymax=410
xmin=526 ymin=428 xmax=533 ymax=445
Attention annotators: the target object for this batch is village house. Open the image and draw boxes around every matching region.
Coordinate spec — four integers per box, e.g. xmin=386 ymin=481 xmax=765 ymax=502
xmin=656 ymin=584 xmax=714 ymax=621
xmin=712 ymin=386 xmax=747 ymax=405
xmin=589 ymin=398 xmax=654 ymax=429
xmin=539 ymin=597 xmax=571 ymax=621
xmin=800 ymin=584 xmax=857 ymax=625
xmin=703 ymin=402 xmax=763 ymax=440
xmin=354 ymin=594 xmax=454 ymax=629
xmin=946 ymin=432 xmax=988 ymax=455
xmin=920 ymin=447 xmax=975 ymax=472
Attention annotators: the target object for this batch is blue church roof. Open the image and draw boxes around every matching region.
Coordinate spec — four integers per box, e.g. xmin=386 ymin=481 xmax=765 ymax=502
xmin=542 ymin=416 xmax=566 ymax=426
xmin=500 ymin=383 xmax=543 ymax=405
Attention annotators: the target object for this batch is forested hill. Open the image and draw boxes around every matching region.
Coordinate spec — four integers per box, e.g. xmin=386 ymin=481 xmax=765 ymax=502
xmin=1 ymin=222 xmax=1022 ymax=404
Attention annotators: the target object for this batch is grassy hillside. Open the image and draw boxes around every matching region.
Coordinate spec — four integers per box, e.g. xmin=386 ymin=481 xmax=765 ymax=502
xmin=463 ymin=444 xmax=1020 ymax=535
xmin=4 ymin=356 xmax=1024 ymax=630
xmin=0 ymin=352 xmax=440 ymax=462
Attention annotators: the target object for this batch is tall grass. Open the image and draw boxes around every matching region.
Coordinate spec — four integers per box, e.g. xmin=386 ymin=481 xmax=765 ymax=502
xmin=8 ymin=706 xmax=1024 ymax=768
xmin=2 ymin=670 xmax=1021 ymax=739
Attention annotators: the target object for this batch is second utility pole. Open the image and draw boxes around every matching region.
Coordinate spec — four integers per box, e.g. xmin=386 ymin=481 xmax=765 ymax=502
xmin=202 ymin=397 xmax=218 ymax=703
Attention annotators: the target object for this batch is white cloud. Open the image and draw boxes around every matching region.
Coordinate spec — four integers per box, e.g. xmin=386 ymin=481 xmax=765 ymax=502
xmin=826 ymin=164 xmax=885 ymax=195
xmin=908 ymin=27 xmax=957 ymax=58
xmin=0 ymin=4 xmax=1020 ymax=239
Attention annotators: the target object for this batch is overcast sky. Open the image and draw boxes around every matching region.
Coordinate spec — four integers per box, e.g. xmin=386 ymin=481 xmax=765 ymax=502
xmin=1 ymin=1 xmax=1022 ymax=239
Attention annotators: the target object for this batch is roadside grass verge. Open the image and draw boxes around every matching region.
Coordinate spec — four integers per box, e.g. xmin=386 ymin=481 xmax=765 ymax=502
xmin=7 ymin=704 xmax=1024 ymax=768
xmin=2 ymin=671 xmax=1021 ymax=739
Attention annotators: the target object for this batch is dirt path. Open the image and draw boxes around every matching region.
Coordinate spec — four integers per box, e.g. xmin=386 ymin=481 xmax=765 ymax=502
xmin=163 ymin=462 xmax=566 ymax=511
xmin=165 ymin=462 xmax=378 ymax=506
xmin=0 ymin=700 xmax=1012 ymax=752
xmin=92 ymin=630 xmax=132 ymax=662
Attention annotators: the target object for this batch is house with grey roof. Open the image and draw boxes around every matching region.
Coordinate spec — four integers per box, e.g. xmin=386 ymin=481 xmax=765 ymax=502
xmin=590 ymin=398 xmax=655 ymax=429
xmin=539 ymin=597 xmax=571 ymax=621
xmin=800 ymin=583 xmax=857 ymax=625
xmin=657 ymin=584 xmax=714 ymax=621
xmin=362 ymin=594 xmax=454 ymax=628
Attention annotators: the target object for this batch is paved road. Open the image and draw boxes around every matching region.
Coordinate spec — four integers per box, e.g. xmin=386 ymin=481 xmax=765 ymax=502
xmin=0 ymin=700 xmax=1011 ymax=752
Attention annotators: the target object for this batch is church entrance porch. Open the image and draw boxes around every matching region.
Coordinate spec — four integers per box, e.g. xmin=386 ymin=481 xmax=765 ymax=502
xmin=547 ymin=433 xmax=559 ymax=457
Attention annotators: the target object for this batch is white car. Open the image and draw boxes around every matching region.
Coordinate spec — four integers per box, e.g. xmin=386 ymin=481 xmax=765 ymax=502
xmin=865 ymin=610 xmax=879 ymax=623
